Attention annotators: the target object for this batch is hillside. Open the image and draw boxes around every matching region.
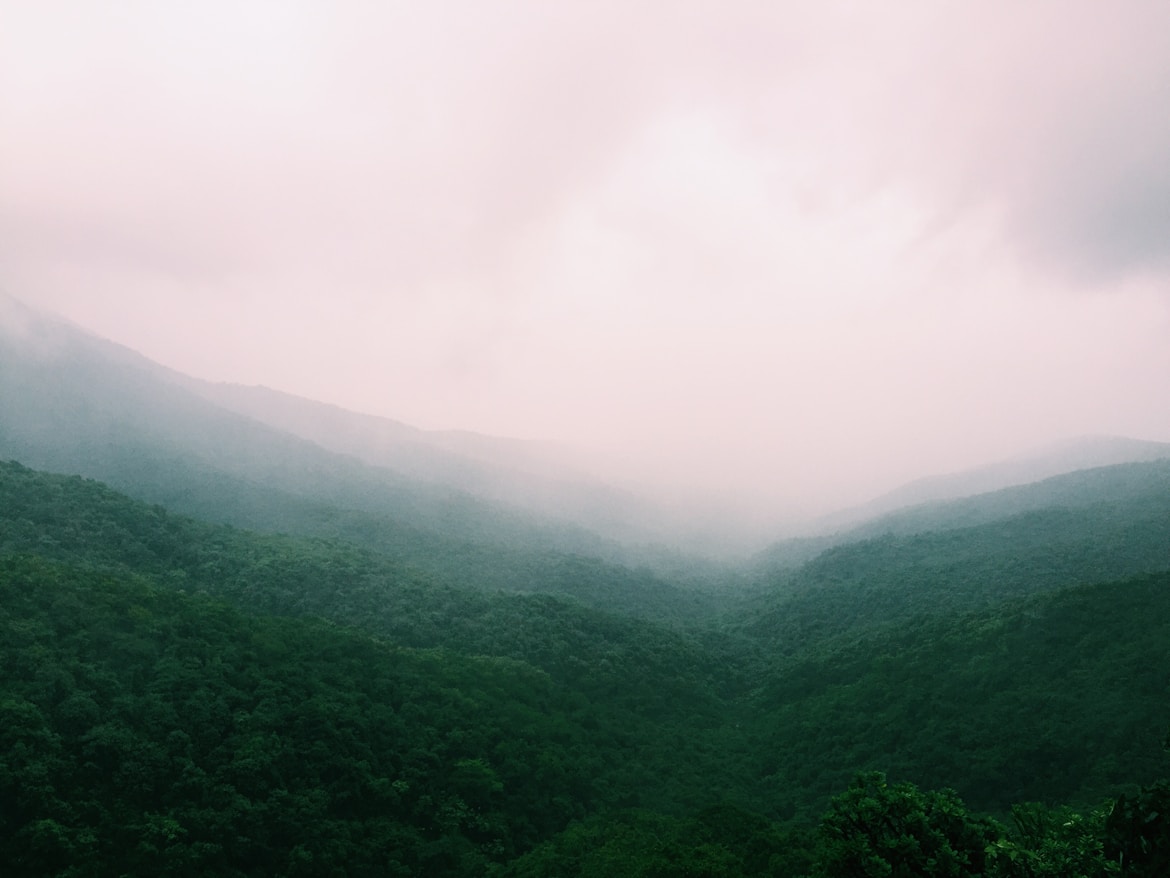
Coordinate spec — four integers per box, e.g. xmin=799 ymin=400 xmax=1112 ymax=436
xmin=6 ymin=303 xmax=1170 ymax=874
xmin=6 ymin=461 xmax=1170 ymax=828
xmin=742 ymin=461 xmax=1170 ymax=656
xmin=0 ymin=304 xmax=594 ymax=550
xmin=0 ymin=305 xmax=718 ymax=617
xmin=0 ymin=554 xmax=652 ymax=874
xmin=0 ymin=295 xmax=720 ymax=561
xmin=816 ymin=435 xmax=1170 ymax=532
xmin=183 ymin=380 xmax=675 ymax=547
xmin=0 ymin=461 xmax=736 ymax=686
xmin=758 ymin=455 xmax=1170 ymax=570
xmin=747 ymin=571 xmax=1170 ymax=819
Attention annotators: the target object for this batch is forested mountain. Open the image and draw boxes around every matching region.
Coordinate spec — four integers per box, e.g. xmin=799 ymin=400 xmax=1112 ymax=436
xmin=181 ymin=380 xmax=677 ymax=548
xmin=5 ymin=299 xmax=1170 ymax=875
xmin=0 ymin=301 xmax=720 ymax=616
xmin=4 ymin=458 xmax=1170 ymax=875
xmin=816 ymin=434 xmax=1170 ymax=532
xmin=0 ymin=299 xmax=600 ymax=553
xmin=745 ymin=458 xmax=1170 ymax=653
xmin=757 ymin=455 xmax=1170 ymax=569
xmin=749 ymin=571 xmax=1170 ymax=817
xmin=0 ymin=464 xmax=766 ymax=875
xmin=833 ymin=456 xmax=1170 ymax=543
xmin=0 ymin=294 xmax=717 ymax=559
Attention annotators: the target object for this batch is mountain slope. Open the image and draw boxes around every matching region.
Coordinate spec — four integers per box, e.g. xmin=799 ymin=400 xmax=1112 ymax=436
xmin=1 ymin=293 xmax=702 ymax=555
xmin=817 ymin=434 xmax=1170 ymax=532
xmin=0 ymin=463 xmax=768 ymax=874
xmin=182 ymin=380 xmax=680 ymax=548
xmin=747 ymin=571 xmax=1170 ymax=819
xmin=0 ymin=301 xmax=576 ymax=547
xmin=0 ymin=299 xmax=717 ymax=617
xmin=0 ymin=553 xmax=663 ymax=875
xmin=741 ymin=460 xmax=1170 ymax=653
xmin=6 ymin=457 xmax=1170 ymax=845
xmin=758 ymin=454 xmax=1170 ymax=569
xmin=0 ymin=460 xmax=742 ymax=702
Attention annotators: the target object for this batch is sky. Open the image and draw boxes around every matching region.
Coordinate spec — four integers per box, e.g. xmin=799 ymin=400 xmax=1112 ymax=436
xmin=3 ymin=0 xmax=1169 ymax=516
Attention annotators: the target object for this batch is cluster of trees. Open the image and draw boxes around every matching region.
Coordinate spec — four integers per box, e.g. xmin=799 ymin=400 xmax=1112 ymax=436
xmin=3 ymin=458 xmax=1170 ymax=874
xmin=749 ymin=572 xmax=1170 ymax=817
xmin=742 ymin=484 xmax=1170 ymax=657
xmin=2 ymin=554 xmax=613 ymax=874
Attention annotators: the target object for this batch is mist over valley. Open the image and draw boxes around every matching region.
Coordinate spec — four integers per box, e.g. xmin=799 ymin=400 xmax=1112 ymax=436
xmin=3 ymin=2 xmax=1170 ymax=874
xmin=4 ymin=288 xmax=1170 ymax=875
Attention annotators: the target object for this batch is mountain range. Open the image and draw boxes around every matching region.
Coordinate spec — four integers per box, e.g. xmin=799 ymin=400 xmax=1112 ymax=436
xmin=3 ymin=292 xmax=1170 ymax=875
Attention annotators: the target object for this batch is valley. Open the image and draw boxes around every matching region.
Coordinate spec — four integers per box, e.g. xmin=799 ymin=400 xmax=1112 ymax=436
xmin=3 ymin=303 xmax=1170 ymax=875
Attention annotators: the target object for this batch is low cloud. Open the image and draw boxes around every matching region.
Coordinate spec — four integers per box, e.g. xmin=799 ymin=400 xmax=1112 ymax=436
xmin=2 ymin=1 xmax=1168 ymax=513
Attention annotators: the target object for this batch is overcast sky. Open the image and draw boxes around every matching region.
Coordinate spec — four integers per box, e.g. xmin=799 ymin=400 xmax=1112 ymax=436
xmin=3 ymin=1 xmax=1169 ymax=514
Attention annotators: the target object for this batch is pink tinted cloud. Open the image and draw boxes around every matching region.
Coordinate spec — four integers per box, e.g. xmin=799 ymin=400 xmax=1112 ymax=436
xmin=2 ymin=1 xmax=1169 ymax=514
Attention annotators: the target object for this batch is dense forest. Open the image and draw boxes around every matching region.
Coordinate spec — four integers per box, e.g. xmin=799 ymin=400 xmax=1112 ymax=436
xmin=3 ymin=299 xmax=1170 ymax=876
xmin=3 ymin=455 xmax=1170 ymax=876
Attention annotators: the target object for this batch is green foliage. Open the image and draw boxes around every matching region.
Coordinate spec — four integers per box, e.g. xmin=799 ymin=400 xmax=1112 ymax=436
xmin=501 ymin=806 xmax=812 ymax=877
xmin=989 ymin=802 xmax=1117 ymax=878
xmin=750 ymin=573 xmax=1170 ymax=817
xmin=813 ymin=772 xmax=999 ymax=877
xmin=0 ymin=460 xmax=748 ymax=708
xmin=1104 ymin=778 xmax=1170 ymax=877
xmin=0 ymin=554 xmax=621 ymax=874
xmin=4 ymin=456 xmax=1170 ymax=874
xmin=0 ymin=455 xmax=717 ymax=628
xmin=746 ymin=488 xmax=1170 ymax=656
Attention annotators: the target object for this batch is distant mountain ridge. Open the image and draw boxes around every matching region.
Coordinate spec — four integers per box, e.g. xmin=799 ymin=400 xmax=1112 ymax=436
xmin=182 ymin=379 xmax=675 ymax=546
xmin=819 ymin=434 xmax=1170 ymax=531
xmin=0 ymin=294 xmax=728 ymax=608
xmin=6 ymin=291 xmax=1169 ymax=570
xmin=180 ymin=377 xmax=589 ymax=482
xmin=0 ymin=294 xmax=737 ymax=561
xmin=758 ymin=436 xmax=1170 ymax=568
xmin=745 ymin=456 xmax=1170 ymax=656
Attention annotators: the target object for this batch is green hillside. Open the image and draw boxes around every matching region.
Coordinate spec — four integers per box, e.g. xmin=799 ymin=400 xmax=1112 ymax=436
xmin=757 ymin=457 xmax=1170 ymax=570
xmin=0 ymin=461 xmax=743 ymax=712
xmin=0 ymin=330 xmax=717 ymax=621
xmin=0 ymin=310 xmax=717 ymax=579
xmin=839 ymin=458 xmax=1170 ymax=542
xmin=749 ymin=572 xmax=1170 ymax=820
xmin=744 ymin=468 xmax=1170 ymax=654
xmin=4 ymin=458 xmax=1170 ymax=874
xmin=0 ymin=554 xmax=618 ymax=875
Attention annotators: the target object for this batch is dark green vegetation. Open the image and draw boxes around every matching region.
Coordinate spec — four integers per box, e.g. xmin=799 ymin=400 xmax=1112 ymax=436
xmin=4 ymin=455 xmax=1170 ymax=875
xmin=744 ymin=459 xmax=1170 ymax=655
xmin=4 ymin=298 xmax=1170 ymax=877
